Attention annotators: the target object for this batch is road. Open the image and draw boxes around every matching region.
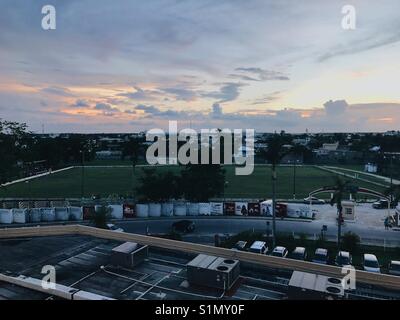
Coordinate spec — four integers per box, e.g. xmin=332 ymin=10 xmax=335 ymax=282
xmin=116 ymin=217 xmax=400 ymax=247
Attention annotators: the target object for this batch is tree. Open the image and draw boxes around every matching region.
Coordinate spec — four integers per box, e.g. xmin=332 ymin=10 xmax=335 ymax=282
xmin=341 ymin=232 xmax=360 ymax=254
xmin=90 ymin=205 xmax=111 ymax=229
xmin=384 ymin=183 xmax=400 ymax=207
xmin=0 ymin=119 xmax=30 ymax=184
xmin=181 ymin=164 xmax=225 ymax=202
xmin=328 ymin=176 xmax=353 ymax=249
xmin=260 ymin=133 xmax=288 ymax=248
xmin=136 ymin=169 xmax=181 ymax=202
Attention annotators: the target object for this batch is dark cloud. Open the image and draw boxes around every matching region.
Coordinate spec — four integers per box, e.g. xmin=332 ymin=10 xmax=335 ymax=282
xmin=323 ymin=100 xmax=348 ymax=116
xmin=71 ymin=99 xmax=89 ymax=108
xmin=234 ymin=67 xmax=290 ymax=81
xmin=202 ymin=83 xmax=244 ymax=103
xmin=40 ymin=86 xmax=75 ymax=97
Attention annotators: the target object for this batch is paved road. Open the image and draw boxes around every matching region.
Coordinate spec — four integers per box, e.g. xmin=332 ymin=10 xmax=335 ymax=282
xmin=117 ymin=217 xmax=400 ymax=246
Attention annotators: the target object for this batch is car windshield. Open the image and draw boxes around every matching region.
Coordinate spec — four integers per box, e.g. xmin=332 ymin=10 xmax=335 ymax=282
xmin=272 ymin=252 xmax=282 ymax=257
xmin=291 ymin=252 xmax=302 ymax=259
xmin=337 ymin=255 xmax=350 ymax=265
xmin=109 ymin=225 xmax=117 ymax=230
xmin=315 ymin=254 xmax=326 ymax=261
xmin=391 ymin=264 xmax=400 ymax=271
xmin=365 ymin=259 xmax=379 ymax=268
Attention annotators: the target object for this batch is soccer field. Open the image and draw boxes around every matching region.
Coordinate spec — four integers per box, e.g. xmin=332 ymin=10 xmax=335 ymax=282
xmin=0 ymin=165 xmax=385 ymax=199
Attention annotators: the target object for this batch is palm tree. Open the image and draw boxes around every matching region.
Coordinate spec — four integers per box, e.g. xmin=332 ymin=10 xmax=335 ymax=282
xmin=384 ymin=183 xmax=400 ymax=207
xmin=329 ymin=176 xmax=352 ymax=249
xmin=261 ymin=133 xmax=287 ymax=248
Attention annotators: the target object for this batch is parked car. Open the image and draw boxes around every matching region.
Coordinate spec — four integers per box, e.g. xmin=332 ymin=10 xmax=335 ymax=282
xmin=372 ymin=199 xmax=396 ymax=209
xmin=362 ymin=254 xmax=381 ymax=273
xmin=232 ymin=241 xmax=247 ymax=251
xmin=248 ymin=241 xmax=268 ymax=255
xmin=335 ymin=251 xmax=352 ymax=267
xmin=172 ymin=220 xmax=195 ymax=234
xmin=303 ymin=196 xmax=326 ymax=205
xmin=271 ymin=246 xmax=288 ymax=258
xmin=312 ymin=248 xmax=328 ymax=264
xmin=388 ymin=261 xmax=400 ymax=276
xmin=106 ymin=223 xmax=124 ymax=232
xmin=290 ymin=247 xmax=307 ymax=261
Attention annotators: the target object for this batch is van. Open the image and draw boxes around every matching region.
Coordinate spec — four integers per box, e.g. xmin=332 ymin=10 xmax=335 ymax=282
xmin=248 ymin=241 xmax=268 ymax=255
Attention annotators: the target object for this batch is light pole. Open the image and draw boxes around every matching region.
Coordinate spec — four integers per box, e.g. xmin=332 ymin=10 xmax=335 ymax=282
xmin=224 ymin=181 xmax=229 ymax=201
xmin=80 ymin=149 xmax=85 ymax=199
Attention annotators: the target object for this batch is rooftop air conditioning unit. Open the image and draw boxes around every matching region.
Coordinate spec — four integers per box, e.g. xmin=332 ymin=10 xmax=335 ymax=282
xmin=187 ymin=254 xmax=240 ymax=290
xmin=111 ymin=242 xmax=148 ymax=268
xmin=288 ymin=271 xmax=344 ymax=300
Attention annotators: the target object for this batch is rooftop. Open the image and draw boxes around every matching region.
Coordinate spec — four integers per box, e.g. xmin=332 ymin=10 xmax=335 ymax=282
xmin=0 ymin=235 xmax=399 ymax=300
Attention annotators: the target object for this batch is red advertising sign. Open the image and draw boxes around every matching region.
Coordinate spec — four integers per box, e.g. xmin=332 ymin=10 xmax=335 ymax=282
xmin=83 ymin=206 xmax=95 ymax=220
xmin=224 ymin=202 xmax=235 ymax=216
xmin=248 ymin=202 xmax=261 ymax=216
xmin=123 ymin=203 xmax=136 ymax=218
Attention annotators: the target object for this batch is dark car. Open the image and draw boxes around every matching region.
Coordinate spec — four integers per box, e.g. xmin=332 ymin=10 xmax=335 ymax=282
xmin=290 ymin=247 xmax=307 ymax=261
xmin=232 ymin=241 xmax=247 ymax=251
xmin=172 ymin=220 xmax=195 ymax=233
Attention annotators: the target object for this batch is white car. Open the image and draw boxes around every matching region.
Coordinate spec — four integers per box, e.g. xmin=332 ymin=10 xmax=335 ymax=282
xmin=271 ymin=246 xmax=288 ymax=258
xmin=248 ymin=241 xmax=268 ymax=255
xmin=362 ymin=254 xmax=381 ymax=273
xmin=106 ymin=223 xmax=124 ymax=232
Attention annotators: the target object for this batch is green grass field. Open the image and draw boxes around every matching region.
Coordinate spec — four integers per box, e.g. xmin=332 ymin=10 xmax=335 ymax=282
xmin=0 ymin=164 xmax=385 ymax=199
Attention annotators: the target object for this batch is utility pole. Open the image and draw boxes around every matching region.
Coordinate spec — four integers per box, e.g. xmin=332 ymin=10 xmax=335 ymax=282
xmin=81 ymin=149 xmax=85 ymax=199
xmin=293 ymin=160 xmax=297 ymax=200
xmin=272 ymin=167 xmax=277 ymax=249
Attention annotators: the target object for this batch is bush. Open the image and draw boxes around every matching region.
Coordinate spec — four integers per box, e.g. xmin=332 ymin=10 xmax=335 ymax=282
xmin=90 ymin=205 xmax=111 ymax=229
xmin=341 ymin=232 xmax=360 ymax=253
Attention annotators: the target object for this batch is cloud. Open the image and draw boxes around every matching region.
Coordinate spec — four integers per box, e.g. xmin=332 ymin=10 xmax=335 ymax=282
xmin=323 ymin=100 xmax=348 ymax=116
xmin=202 ymin=83 xmax=244 ymax=103
xmin=211 ymin=102 xmax=223 ymax=118
xmin=118 ymin=87 xmax=161 ymax=101
xmin=71 ymin=99 xmax=89 ymax=108
xmin=251 ymin=91 xmax=281 ymax=105
xmin=234 ymin=67 xmax=290 ymax=81
xmin=40 ymin=86 xmax=75 ymax=97
xmin=161 ymin=87 xmax=197 ymax=101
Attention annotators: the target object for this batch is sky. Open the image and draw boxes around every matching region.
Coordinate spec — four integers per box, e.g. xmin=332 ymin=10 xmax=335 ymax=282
xmin=1 ymin=0 xmax=400 ymax=133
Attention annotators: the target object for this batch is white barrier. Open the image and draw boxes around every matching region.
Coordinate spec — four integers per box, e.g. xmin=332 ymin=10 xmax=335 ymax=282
xmin=235 ymin=202 xmax=248 ymax=216
xmin=55 ymin=207 xmax=69 ymax=221
xmin=199 ymin=202 xmax=211 ymax=216
xmin=148 ymin=203 xmax=161 ymax=217
xmin=69 ymin=207 xmax=83 ymax=221
xmin=109 ymin=205 xmax=123 ymax=219
xmin=136 ymin=204 xmax=149 ymax=218
xmin=41 ymin=208 xmax=56 ymax=222
xmin=29 ymin=209 xmax=42 ymax=222
xmin=187 ymin=203 xmax=199 ymax=216
xmin=161 ymin=203 xmax=174 ymax=217
xmin=210 ymin=202 xmax=224 ymax=215
xmin=0 ymin=209 xmax=13 ymax=224
xmin=261 ymin=200 xmax=273 ymax=216
xmin=174 ymin=202 xmax=187 ymax=216
xmin=12 ymin=209 xmax=28 ymax=224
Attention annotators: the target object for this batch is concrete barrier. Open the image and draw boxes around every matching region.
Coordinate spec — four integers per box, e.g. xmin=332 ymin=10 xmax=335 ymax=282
xmin=1 ymin=224 xmax=399 ymax=291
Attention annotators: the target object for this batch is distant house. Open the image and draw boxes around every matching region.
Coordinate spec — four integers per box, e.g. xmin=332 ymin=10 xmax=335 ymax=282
xmin=95 ymin=150 xmax=123 ymax=160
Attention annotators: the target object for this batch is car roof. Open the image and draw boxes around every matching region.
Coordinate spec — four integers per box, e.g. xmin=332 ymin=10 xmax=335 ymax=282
xmin=273 ymin=246 xmax=286 ymax=252
xmin=250 ymin=241 xmax=266 ymax=249
xmin=390 ymin=260 xmax=400 ymax=266
xmin=338 ymin=251 xmax=350 ymax=258
xmin=364 ymin=254 xmax=378 ymax=261
xmin=293 ymin=247 xmax=306 ymax=253
xmin=315 ymin=248 xmax=328 ymax=255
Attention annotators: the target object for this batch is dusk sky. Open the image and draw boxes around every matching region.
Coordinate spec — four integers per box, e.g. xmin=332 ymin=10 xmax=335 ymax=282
xmin=1 ymin=0 xmax=400 ymax=133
